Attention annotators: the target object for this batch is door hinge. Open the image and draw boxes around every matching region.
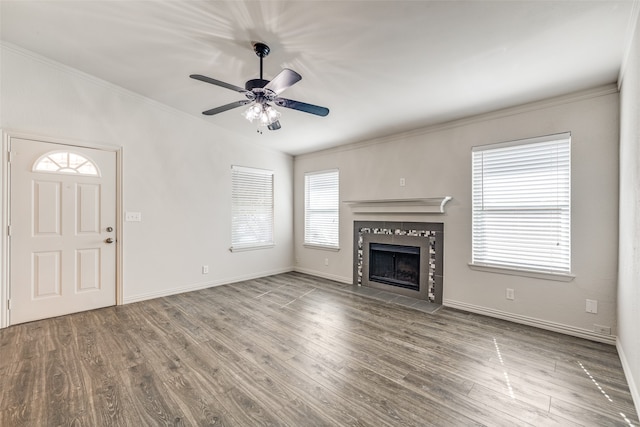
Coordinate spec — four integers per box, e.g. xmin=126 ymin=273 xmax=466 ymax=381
xmin=8 ymin=151 xmax=13 ymax=163
xmin=7 ymin=225 xmax=11 ymax=237
xmin=7 ymin=299 xmax=11 ymax=310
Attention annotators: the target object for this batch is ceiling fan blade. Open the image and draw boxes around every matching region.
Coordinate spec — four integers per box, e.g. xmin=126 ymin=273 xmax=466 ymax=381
xmin=264 ymin=69 xmax=302 ymax=95
xmin=202 ymin=100 xmax=251 ymax=115
xmin=274 ymin=98 xmax=329 ymax=117
xmin=267 ymin=121 xmax=281 ymax=131
xmin=190 ymin=74 xmax=246 ymax=93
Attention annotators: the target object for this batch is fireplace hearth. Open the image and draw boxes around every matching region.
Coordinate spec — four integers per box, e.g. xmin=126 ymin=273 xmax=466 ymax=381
xmin=353 ymin=221 xmax=443 ymax=304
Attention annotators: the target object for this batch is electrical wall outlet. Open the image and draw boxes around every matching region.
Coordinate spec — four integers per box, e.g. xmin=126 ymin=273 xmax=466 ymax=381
xmin=400 ymin=177 xmax=406 ymax=187
xmin=324 ymin=258 xmax=329 ymax=266
xmin=506 ymin=288 xmax=515 ymax=300
xmin=586 ymin=299 xmax=598 ymax=314
xmin=594 ymin=324 xmax=611 ymax=335
xmin=202 ymin=265 xmax=209 ymax=274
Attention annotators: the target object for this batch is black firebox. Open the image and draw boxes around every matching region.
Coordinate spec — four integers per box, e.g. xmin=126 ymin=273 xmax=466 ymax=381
xmin=369 ymin=243 xmax=420 ymax=291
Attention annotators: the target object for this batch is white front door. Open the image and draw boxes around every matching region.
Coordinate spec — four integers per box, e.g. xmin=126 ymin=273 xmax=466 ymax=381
xmin=9 ymin=138 xmax=117 ymax=325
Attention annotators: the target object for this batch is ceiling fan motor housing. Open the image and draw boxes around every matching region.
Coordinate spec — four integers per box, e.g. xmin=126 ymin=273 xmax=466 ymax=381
xmin=245 ymin=79 xmax=270 ymax=91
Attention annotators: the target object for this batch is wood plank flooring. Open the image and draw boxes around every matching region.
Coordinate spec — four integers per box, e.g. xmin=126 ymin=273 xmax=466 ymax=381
xmin=0 ymin=272 xmax=638 ymax=426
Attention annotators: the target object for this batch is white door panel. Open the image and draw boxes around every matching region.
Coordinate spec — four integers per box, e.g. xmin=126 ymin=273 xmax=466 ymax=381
xmin=9 ymin=138 xmax=116 ymax=324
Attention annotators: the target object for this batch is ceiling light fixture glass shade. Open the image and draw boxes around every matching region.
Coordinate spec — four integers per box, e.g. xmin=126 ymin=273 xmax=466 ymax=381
xmin=242 ymin=102 xmax=280 ymax=126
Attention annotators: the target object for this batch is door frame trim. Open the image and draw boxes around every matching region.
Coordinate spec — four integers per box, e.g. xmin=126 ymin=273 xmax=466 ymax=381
xmin=1 ymin=130 xmax=124 ymax=328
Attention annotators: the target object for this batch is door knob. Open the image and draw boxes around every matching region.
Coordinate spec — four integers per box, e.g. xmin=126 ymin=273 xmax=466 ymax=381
xmin=105 ymin=238 xmax=114 ymax=244
xmin=106 ymin=226 xmax=113 ymax=232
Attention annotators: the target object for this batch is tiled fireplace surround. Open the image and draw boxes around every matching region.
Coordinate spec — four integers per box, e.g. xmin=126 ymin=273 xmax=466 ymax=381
xmin=352 ymin=221 xmax=444 ymax=304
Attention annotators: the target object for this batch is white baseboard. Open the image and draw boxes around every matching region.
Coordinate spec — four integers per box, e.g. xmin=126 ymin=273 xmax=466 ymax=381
xmin=444 ymin=299 xmax=617 ymax=345
xmin=292 ymin=266 xmax=352 ymax=285
xmin=617 ymin=338 xmax=640 ymax=418
xmin=122 ymin=266 xmax=294 ymax=304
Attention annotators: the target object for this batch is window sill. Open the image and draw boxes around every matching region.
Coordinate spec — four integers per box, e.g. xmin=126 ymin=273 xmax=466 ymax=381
xmin=468 ymin=263 xmax=575 ymax=282
xmin=230 ymin=243 xmax=275 ymax=252
xmin=304 ymin=244 xmax=340 ymax=252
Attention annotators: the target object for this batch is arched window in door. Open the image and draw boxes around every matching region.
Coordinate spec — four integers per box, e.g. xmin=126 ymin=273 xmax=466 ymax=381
xmin=32 ymin=151 xmax=100 ymax=176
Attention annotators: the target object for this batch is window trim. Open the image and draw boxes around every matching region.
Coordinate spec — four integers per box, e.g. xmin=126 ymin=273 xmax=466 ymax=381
xmin=468 ymin=262 xmax=575 ymax=282
xmin=303 ymin=243 xmax=341 ymax=252
xmin=470 ymin=132 xmax=571 ymax=277
xmin=304 ymin=169 xmax=340 ymax=250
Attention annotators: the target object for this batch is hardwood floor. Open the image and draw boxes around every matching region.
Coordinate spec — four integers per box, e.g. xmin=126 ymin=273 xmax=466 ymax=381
xmin=0 ymin=271 xmax=638 ymax=426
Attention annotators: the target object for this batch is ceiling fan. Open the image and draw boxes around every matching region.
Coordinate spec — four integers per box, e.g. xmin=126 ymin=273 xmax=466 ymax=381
xmin=190 ymin=42 xmax=329 ymax=131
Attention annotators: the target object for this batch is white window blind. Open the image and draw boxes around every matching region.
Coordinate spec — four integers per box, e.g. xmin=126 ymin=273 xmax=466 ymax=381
xmin=305 ymin=169 xmax=339 ymax=248
xmin=472 ymin=133 xmax=571 ymax=274
xmin=231 ymin=165 xmax=274 ymax=251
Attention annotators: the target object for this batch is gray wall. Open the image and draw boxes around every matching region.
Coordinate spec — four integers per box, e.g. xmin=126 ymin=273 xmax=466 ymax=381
xmin=294 ymin=86 xmax=619 ymax=343
xmin=618 ymin=9 xmax=640 ymax=414
xmin=0 ymin=44 xmax=294 ymax=308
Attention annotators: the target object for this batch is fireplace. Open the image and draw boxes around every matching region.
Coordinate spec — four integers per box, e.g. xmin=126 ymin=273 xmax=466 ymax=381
xmin=369 ymin=243 xmax=420 ymax=291
xmin=353 ymin=221 xmax=443 ymax=303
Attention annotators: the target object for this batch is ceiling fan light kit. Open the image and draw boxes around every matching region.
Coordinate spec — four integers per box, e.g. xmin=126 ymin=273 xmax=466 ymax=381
xmin=190 ymin=42 xmax=329 ymax=132
xmin=242 ymin=102 xmax=280 ymax=126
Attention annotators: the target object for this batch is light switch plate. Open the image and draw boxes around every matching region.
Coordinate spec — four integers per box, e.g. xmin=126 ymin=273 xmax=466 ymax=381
xmin=125 ymin=211 xmax=142 ymax=222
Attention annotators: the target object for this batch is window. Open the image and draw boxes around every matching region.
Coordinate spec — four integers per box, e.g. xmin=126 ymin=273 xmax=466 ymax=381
xmin=231 ymin=165 xmax=274 ymax=251
xmin=471 ymin=133 xmax=571 ymax=275
xmin=305 ymin=169 xmax=339 ymax=249
xmin=33 ymin=151 xmax=99 ymax=176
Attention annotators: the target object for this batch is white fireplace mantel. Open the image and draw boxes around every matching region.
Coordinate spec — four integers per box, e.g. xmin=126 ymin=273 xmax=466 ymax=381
xmin=343 ymin=196 xmax=452 ymax=214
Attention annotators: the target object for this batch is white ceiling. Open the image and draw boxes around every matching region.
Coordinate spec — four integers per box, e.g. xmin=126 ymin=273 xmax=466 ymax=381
xmin=1 ymin=1 xmax=635 ymax=155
